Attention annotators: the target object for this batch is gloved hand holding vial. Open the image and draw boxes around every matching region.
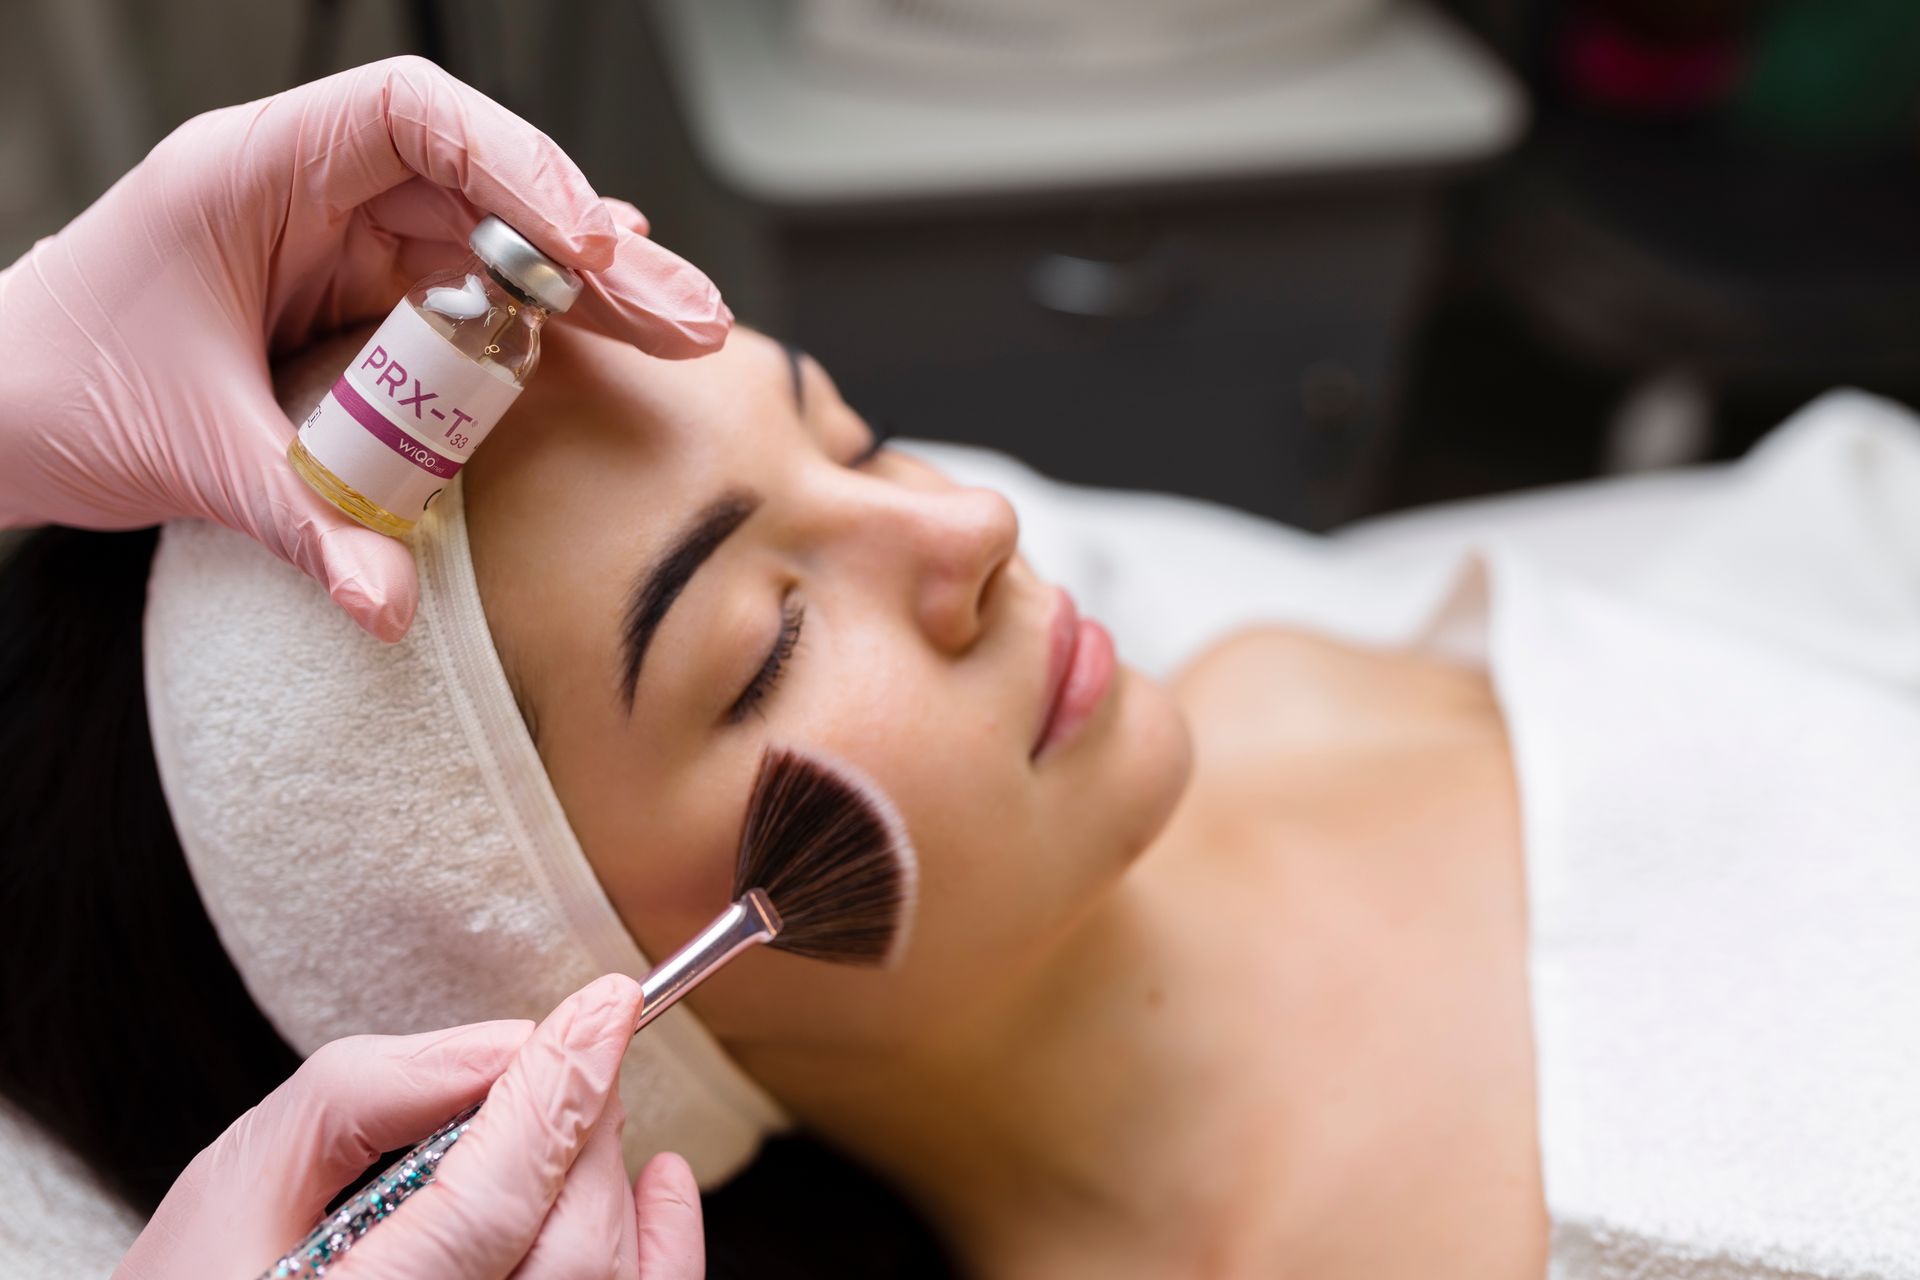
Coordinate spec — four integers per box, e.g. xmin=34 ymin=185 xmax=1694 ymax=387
xmin=0 ymin=56 xmax=730 ymax=642
xmin=287 ymin=214 xmax=579 ymax=538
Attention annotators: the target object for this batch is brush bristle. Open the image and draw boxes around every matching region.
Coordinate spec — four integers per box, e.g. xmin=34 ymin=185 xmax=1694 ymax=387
xmin=733 ymin=745 xmax=918 ymax=968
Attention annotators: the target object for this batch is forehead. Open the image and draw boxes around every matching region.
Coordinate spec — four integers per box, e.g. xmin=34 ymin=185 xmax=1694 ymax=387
xmin=528 ymin=324 xmax=794 ymax=454
xmin=467 ymin=324 xmax=801 ymax=531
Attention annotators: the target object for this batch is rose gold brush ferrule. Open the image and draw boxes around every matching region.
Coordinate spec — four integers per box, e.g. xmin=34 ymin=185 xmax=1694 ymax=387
xmin=633 ymin=888 xmax=781 ymax=1036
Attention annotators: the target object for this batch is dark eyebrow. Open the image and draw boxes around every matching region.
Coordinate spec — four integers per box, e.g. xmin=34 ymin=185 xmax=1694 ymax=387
xmin=618 ymin=488 xmax=761 ymax=713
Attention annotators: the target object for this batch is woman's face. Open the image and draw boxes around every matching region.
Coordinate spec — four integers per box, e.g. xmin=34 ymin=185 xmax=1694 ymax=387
xmin=462 ymin=326 xmax=1190 ymax=1067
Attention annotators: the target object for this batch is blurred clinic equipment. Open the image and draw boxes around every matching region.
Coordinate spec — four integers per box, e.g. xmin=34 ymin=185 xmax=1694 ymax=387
xmin=621 ymin=0 xmax=1524 ymax=527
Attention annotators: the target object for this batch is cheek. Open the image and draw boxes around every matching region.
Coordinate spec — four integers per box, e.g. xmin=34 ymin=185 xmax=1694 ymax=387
xmin=883 ymin=666 xmax=1195 ymax=1014
xmin=686 ymin=613 xmax=1039 ymax=1036
xmin=597 ymin=836 xmax=727 ymax=966
xmin=565 ymin=750 xmax=759 ymax=969
xmin=796 ymin=605 xmax=994 ymax=755
xmin=760 ymin=633 xmax=1157 ymax=1017
xmin=784 ymin=604 xmax=1016 ymax=832
xmin=693 ymin=624 xmax=1194 ymax=1051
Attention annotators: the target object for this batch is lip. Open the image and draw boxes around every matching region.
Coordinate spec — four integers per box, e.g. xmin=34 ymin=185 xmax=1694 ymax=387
xmin=1031 ymin=586 xmax=1117 ymax=762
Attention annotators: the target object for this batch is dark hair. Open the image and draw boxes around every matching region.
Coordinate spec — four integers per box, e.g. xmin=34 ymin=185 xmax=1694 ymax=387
xmin=0 ymin=526 xmax=956 ymax=1276
xmin=0 ymin=526 xmax=302 ymax=1212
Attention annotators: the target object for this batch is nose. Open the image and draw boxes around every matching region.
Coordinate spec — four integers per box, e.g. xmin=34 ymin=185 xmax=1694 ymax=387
xmin=839 ymin=480 xmax=1019 ymax=653
xmin=913 ymin=487 xmax=1021 ymax=656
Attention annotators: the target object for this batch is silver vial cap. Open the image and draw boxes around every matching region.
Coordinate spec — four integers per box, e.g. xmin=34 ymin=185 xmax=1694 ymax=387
xmin=468 ymin=215 xmax=583 ymax=314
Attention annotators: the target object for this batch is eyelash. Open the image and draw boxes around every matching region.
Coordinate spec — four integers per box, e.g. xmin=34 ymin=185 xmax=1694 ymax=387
xmin=724 ymin=425 xmax=890 ymax=726
xmin=728 ymin=596 xmax=805 ymax=724
xmin=851 ymin=422 xmax=894 ymax=467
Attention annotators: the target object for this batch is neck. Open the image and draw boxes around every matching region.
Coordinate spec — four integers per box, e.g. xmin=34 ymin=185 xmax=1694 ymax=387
xmin=741 ymin=854 xmax=1296 ymax=1278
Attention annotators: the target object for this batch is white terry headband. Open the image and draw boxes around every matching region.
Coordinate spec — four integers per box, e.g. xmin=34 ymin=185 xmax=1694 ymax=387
xmin=143 ymin=478 xmax=788 ymax=1187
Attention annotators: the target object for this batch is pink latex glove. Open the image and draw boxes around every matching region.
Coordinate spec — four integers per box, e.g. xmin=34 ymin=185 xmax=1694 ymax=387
xmin=0 ymin=56 xmax=730 ymax=642
xmin=114 ymin=974 xmax=706 ymax=1280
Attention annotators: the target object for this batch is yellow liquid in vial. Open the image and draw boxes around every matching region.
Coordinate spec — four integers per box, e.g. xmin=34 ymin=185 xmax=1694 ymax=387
xmin=286 ymin=438 xmax=417 ymax=538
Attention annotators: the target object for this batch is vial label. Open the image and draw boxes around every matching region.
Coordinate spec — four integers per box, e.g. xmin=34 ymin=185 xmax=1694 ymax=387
xmin=297 ymin=301 xmax=523 ymax=522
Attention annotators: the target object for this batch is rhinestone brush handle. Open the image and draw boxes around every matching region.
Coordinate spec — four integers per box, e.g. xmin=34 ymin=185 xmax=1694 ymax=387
xmin=256 ymin=1102 xmax=479 ymax=1279
xmin=255 ymin=895 xmax=778 ymax=1279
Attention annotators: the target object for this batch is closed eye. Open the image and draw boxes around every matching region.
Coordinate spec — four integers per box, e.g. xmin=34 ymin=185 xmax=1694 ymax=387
xmin=724 ymin=422 xmax=890 ymax=727
xmin=849 ymin=421 xmax=895 ymax=468
xmin=728 ymin=595 xmax=805 ymax=724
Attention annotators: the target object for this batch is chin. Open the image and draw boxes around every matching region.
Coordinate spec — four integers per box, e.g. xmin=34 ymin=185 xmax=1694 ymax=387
xmin=1100 ymin=666 xmax=1194 ymax=867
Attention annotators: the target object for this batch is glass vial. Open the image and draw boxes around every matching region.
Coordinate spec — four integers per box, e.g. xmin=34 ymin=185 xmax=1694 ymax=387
xmin=288 ymin=215 xmax=583 ymax=537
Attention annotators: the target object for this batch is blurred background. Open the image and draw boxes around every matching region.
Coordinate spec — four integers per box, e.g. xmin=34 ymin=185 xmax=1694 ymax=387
xmin=8 ymin=0 xmax=1918 ymax=529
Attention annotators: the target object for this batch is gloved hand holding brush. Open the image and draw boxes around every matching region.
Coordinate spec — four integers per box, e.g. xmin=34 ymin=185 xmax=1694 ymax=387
xmin=113 ymin=974 xmax=705 ymax=1280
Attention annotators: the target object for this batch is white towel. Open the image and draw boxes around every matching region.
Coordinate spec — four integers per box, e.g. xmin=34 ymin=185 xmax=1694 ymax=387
xmin=1487 ymin=398 xmax=1920 ymax=1278
xmin=0 ymin=1100 xmax=146 ymax=1278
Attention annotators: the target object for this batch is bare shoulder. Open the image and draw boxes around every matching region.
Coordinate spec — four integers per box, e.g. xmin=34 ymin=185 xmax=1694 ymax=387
xmin=1169 ymin=624 xmax=1499 ymax=760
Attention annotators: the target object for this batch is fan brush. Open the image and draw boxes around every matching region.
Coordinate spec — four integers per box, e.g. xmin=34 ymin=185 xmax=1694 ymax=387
xmin=260 ymin=744 xmax=917 ymax=1279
